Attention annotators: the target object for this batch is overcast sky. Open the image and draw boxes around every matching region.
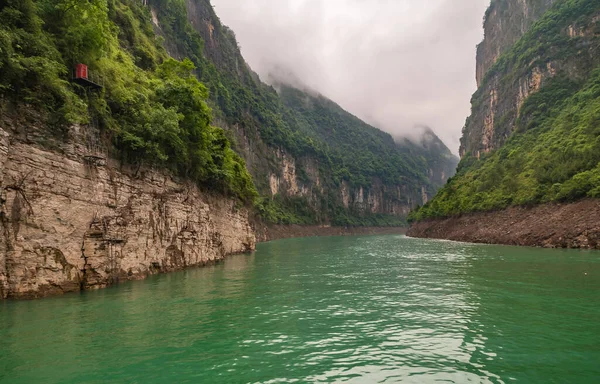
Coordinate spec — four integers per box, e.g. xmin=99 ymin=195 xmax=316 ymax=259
xmin=211 ymin=0 xmax=491 ymax=154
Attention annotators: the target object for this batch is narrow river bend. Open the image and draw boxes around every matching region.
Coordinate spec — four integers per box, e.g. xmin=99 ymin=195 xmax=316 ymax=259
xmin=1 ymin=235 xmax=599 ymax=383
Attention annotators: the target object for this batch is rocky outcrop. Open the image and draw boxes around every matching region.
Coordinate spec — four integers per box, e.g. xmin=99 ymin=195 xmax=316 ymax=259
xmin=335 ymin=181 xmax=413 ymax=216
xmin=476 ymin=0 xmax=557 ymax=87
xmin=264 ymin=148 xmax=421 ymax=217
xmin=0 ymin=124 xmax=255 ymax=299
xmin=407 ymin=200 xmax=600 ymax=249
xmin=269 ymin=151 xmax=308 ymax=197
xmin=462 ymin=1 xmax=600 ymax=158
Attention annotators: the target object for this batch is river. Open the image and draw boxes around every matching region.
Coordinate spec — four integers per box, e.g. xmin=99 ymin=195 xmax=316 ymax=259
xmin=1 ymin=235 xmax=599 ymax=383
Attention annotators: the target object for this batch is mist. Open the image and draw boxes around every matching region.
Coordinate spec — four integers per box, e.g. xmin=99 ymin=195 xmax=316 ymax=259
xmin=211 ymin=0 xmax=490 ymax=154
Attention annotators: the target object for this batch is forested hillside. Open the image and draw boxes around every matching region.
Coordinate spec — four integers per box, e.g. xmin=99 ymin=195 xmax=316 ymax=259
xmin=0 ymin=0 xmax=457 ymax=227
xmin=277 ymin=85 xmax=435 ymax=191
xmin=410 ymin=0 xmax=600 ymax=221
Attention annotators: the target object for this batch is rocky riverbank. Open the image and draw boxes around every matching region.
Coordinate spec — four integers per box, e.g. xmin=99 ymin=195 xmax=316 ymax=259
xmin=407 ymin=199 xmax=600 ymax=249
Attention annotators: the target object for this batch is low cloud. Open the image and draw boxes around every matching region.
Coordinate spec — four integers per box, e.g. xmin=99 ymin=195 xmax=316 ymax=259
xmin=212 ymin=0 xmax=490 ymax=154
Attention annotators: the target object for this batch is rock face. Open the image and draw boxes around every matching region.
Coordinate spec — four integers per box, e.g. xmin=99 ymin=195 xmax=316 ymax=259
xmin=476 ymin=0 xmax=557 ymax=87
xmin=0 ymin=124 xmax=255 ymax=300
xmin=461 ymin=0 xmax=600 ymax=158
xmin=407 ymin=199 xmax=600 ymax=249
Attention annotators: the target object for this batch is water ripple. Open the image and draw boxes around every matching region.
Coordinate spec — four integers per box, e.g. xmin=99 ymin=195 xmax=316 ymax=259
xmin=1 ymin=235 xmax=600 ymax=383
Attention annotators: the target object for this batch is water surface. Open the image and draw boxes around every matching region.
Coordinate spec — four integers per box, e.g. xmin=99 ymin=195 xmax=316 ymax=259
xmin=1 ymin=235 xmax=599 ymax=383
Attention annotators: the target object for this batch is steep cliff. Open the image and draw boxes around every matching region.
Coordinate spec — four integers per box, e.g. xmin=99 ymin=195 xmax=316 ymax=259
xmin=462 ymin=0 xmax=600 ymax=157
xmin=0 ymin=120 xmax=254 ymax=299
xmin=476 ymin=0 xmax=557 ymax=87
xmin=411 ymin=0 xmax=600 ymax=227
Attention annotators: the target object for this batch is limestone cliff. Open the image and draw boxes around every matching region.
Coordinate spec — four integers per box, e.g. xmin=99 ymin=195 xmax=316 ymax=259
xmin=462 ymin=0 xmax=600 ymax=158
xmin=476 ymin=0 xmax=557 ymax=87
xmin=0 ymin=121 xmax=254 ymax=299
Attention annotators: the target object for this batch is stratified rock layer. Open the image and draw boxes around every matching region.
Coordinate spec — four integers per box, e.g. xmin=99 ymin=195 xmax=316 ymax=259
xmin=407 ymin=200 xmax=600 ymax=249
xmin=476 ymin=0 xmax=557 ymax=87
xmin=461 ymin=0 xmax=594 ymax=158
xmin=0 ymin=125 xmax=255 ymax=299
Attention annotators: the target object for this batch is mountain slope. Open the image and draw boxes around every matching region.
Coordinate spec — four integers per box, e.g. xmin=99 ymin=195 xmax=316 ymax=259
xmin=396 ymin=128 xmax=459 ymax=187
xmin=476 ymin=0 xmax=558 ymax=86
xmin=150 ymin=0 xmax=459 ymax=226
xmin=410 ymin=0 xmax=600 ymax=222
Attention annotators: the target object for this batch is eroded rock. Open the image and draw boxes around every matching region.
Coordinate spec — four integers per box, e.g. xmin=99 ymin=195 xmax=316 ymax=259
xmin=0 ymin=127 xmax=255 ymax=299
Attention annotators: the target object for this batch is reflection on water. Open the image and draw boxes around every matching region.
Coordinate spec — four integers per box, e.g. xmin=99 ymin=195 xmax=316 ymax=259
xmin=1 ymin=236 xmax=599 ymax=383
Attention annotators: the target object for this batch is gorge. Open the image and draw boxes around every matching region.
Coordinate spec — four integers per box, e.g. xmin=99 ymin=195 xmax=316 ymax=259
xmin=2 ymin=1 xmax=600 ymax=382
xmin=2 ymin=0 xmax=600 ymax=302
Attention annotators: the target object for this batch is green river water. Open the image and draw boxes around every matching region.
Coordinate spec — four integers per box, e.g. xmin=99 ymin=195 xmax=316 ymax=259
xmin=1 ymin=235 xmax=599 ymax=383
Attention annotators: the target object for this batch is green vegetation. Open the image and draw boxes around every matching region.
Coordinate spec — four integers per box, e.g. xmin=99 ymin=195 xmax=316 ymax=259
xmin=410 ymin=0 xmax=600 ymax=221
xmin=149 ymin=0 xmax=323 ymax=158
xmin=466 ymin=0 xmax=600 ymax=153
xmin=254 ymin=196 xmax=317 ymax=225
xmin=278 ymin=86 xmax=430 ymax=189
xmin=0 ymin=0 xmax=456 ymax=225
xmin=484 ymin=0 xmax=599 ymax=84
xmin=149 ymin=0 xmax=456 ymax=226
xmin=0 ymin=0 xmax=256 ymax=202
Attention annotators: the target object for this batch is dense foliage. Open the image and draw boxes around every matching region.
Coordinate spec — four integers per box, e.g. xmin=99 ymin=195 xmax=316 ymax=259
xmin=0 ymin=0 xmax=257 ymax=202
xmin=410 ymin=0 xmax=600 ymax=221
